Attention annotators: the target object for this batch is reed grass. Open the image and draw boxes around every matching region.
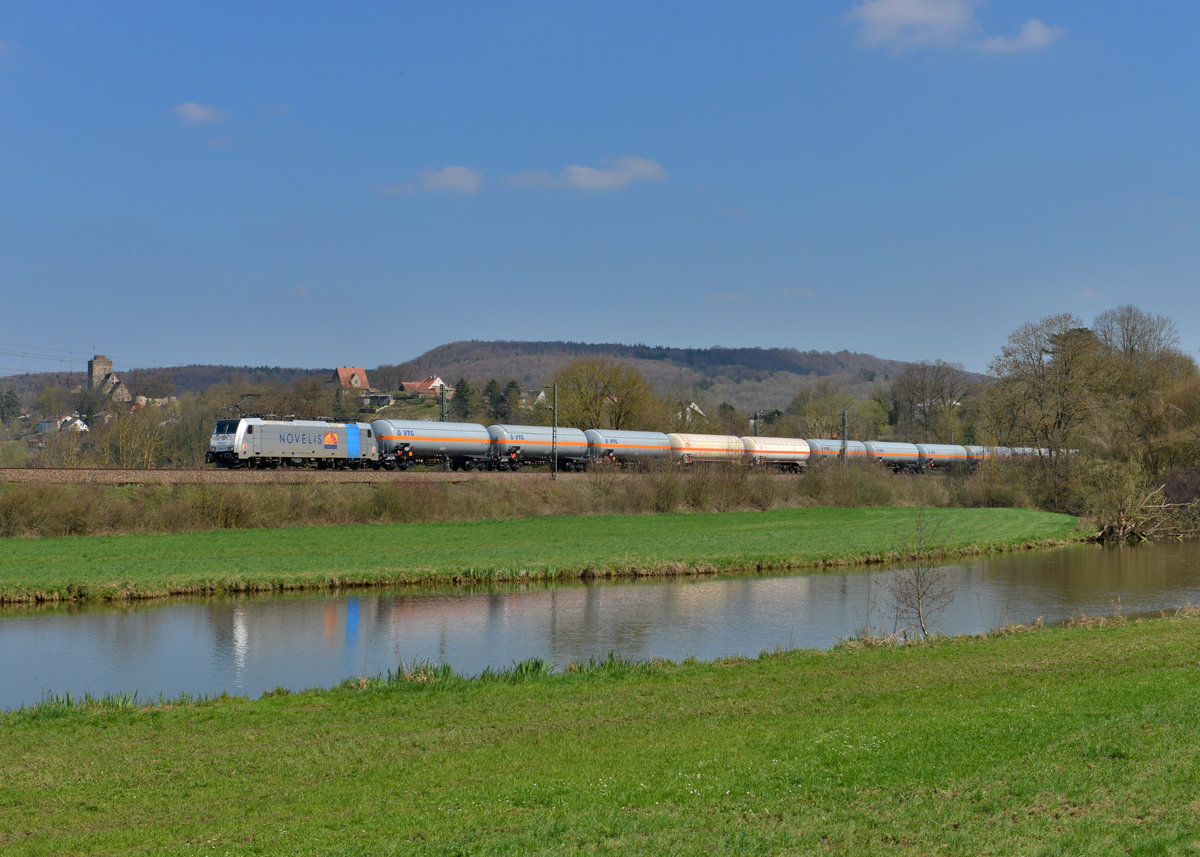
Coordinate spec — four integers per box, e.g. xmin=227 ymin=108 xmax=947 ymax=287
xmin=0 ymin=463 xmax=1032 ymax=538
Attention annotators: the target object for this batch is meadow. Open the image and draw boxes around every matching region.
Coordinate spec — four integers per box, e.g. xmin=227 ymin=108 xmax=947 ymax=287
xmin=0 ymin=506 xmax=1080 ymax=603
xmin=1 ymin=612 xmax=1196 ymax=855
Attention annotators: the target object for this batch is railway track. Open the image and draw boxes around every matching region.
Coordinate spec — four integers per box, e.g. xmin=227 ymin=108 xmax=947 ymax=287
xmin=0 ymin=467 xmax=580 ymax=486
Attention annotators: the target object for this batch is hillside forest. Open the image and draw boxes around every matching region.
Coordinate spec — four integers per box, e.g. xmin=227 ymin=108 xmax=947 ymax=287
xmin=3 ymin=305 xmax=1198 ymax=519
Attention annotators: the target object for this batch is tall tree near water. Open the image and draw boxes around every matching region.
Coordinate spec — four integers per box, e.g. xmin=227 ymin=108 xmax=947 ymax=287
xmin=1091 ymin=305 xmax=1200 ymax=474
xmin=986 ymin=313 xmax=1105 ymax=509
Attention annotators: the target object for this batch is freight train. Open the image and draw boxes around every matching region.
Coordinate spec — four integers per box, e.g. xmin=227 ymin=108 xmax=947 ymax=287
xmin=207 ymin=416 xmax=1040 ymax=472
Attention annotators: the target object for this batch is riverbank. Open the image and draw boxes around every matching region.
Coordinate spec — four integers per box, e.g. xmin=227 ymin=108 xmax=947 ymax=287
xmin=0 ymin=506 xmax=1080 ymax=604
xmin=2 ymin=611 xmax=1195 ymax=855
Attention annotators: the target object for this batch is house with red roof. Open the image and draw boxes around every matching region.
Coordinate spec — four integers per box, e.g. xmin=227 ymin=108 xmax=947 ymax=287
xmin=401 ymin=376 xmax=448 ymax=398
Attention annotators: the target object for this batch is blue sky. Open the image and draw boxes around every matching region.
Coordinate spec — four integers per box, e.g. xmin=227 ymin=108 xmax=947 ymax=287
xmin=3 ymin=1 xmax=1198 ymax=378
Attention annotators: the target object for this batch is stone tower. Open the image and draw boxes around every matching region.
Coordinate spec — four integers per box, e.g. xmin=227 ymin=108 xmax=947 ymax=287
xmin=88 ymin=355 xmax=113 ymax=389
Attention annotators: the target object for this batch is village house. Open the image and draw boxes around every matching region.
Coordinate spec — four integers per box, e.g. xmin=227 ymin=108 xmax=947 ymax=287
xmin=37 ymin=415 xmax=89 ymax=435
xmin=330 ymin=367 xmax=394 ymax=409
xmin=401 ymin=376 xmax=448 ymax=398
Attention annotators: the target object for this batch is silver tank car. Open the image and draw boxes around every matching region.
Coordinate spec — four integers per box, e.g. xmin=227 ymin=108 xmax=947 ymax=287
xmin=741 ymin=436 xmax=810 ymax=471
xmin=370 ymin=419 xmax=492 ymax=470
xmin=667 ymin=433 xmax=744 ymax=464
xmin=584 ymin=429 xmax=672 ymax=464
xmin=916 ymin=444 xmax=970 ymax=469
xmin=862 ymin=441 xmax=921 ymax=471
xmin=805 ymin=438 xmax=869 ymax=463
xmin=487 ymin=424 xmax=590 ymax=470
xmin=963 ymin=445 xmax=990 ymax=464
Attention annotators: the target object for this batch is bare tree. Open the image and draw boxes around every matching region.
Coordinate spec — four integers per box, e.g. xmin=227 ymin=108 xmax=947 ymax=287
xmin=887 ymin=508 xmax=954 ymax=640
xmin=889 ymin=360 xmax=972 ymax=443
xmin=1093 ymin=304 xmax=1179 ymax=360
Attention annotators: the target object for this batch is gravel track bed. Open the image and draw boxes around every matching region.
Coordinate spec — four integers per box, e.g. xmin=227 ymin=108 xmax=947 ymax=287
xmin=0 ymin=468 xmax=572 ymax=486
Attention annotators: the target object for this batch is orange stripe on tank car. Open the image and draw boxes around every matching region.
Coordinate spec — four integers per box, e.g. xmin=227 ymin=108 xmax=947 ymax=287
xmin=378 ymin=434 xmax=489 ymax=444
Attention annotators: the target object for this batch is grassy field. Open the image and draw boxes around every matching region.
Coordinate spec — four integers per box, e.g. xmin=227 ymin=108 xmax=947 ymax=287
xmin=1 ymin=612 xmax=1197 ymax=855
xmin=0 ymin=506 xmax=1080 ymax=603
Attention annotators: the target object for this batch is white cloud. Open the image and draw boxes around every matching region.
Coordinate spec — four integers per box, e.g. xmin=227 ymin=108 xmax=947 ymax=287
xmin=503 ymin=156 xmax=668 ymax=191
xmin=975 ymin=19 xmax=1064 ymax=54
xmin=561 ymin=156 xmax=668 ymax=191
xmin=174 ymin=101 xmax=229 ymax=125
xmin=849 ymin=0 xmax=977 ymax=51
xmin=385 ymin=156 xmax=667 ymax=196
xmin=848 ymin=0 xmax=1063 ymax=55
xmin=384 ymin=165 xmax=484 ymax=195
xmin=417 ymin=166 xmax=484 ymax=193
xmin=1073 ymin=288 xmax=1100 ymax=300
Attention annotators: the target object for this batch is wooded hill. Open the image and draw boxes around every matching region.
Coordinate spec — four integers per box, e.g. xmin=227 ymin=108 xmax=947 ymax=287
xmin=380 ymin=340 xmax=919 ymax=413
xmin=3 ymin=342 xmax=924 ymax=415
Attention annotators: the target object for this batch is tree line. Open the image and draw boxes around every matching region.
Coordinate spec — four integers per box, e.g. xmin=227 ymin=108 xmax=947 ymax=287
xmin=6 ymin=304 xmax=1197 ymax=516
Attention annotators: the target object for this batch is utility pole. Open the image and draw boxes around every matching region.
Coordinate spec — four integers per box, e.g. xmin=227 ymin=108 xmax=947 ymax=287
xmin=840 ymin=409 xmax=848 ymax=462
xmin=548 ymin=383 xmax=558 ymax=480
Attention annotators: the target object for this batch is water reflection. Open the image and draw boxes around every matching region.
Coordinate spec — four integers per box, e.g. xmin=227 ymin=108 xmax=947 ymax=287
xmin=2 ymin=541 xmax=1199 ymax=710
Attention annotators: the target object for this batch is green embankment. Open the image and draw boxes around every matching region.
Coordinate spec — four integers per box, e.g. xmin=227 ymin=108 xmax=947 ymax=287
xmin=0 ymin=506 xmax=1079 ymax=603
xmin=2 ymin=614 xmax=1197 ymax=855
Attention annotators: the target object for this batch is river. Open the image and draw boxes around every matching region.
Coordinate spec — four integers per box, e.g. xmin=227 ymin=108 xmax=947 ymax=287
xmin=2 ymin=541 xmax=1198 ymax=710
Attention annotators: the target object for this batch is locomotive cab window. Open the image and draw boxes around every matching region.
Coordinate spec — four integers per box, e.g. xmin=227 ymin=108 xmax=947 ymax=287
xmin=246 ymin=425 xmax=254 ymax=434
xmin=214 ymin=420 xmax=239 ymax=434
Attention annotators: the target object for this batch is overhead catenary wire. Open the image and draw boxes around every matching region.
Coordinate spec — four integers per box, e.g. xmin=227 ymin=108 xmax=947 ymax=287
xmin=0 ymin=341 xmax=187 ymax=376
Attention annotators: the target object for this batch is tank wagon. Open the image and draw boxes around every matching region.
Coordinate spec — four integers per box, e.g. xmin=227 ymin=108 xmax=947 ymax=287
xmin=371 ymin=419 xmax=492 ymax=470
xmin=741 ymin=436 xmax=810 ymax=472
xmin=666 ymin=433 xmax=744 ymax=464
xmin=862 ymin=441 xmax=922 ymax=471
xmin=917 ymin=443 xmax=971 ymax=469
xmin=487 ymin=424 xmax=590 ymax=471
xmin=805 ymin=438 xmax=870 ymax=464
xmin=207 ymin=418 xmax=378 ymax=468
xmin=584 ymin=429 xmax=672 ymax=464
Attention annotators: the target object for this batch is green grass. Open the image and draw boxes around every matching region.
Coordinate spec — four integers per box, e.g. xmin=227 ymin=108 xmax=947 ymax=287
xmin=0 ymin=506 xmax=1080 ymax=603
xmin=1 ymin=613 xmax=1197 ymax=855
